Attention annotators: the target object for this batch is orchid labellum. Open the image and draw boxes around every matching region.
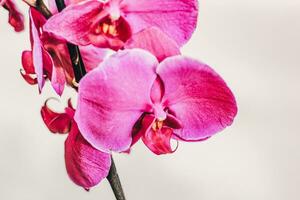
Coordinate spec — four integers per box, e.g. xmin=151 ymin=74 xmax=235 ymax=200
xmin=44 ymin=0 xmax=198 ymax=50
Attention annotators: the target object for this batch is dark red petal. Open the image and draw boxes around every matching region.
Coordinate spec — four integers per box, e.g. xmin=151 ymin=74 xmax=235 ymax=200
xmin=164 ymin=114 xmax=182 ymax=130
xmin=4 ymin=0 xmax=24 ymax=32
xmin=65 ymin=123 xmax=111 ymax=189
xmin=131 ymin=114 xmax=155 ymax=148
xmin=65 ymin=99 xmax=75 ymax=118
xmin=142 ymin=126 xmax=177 ymax=155
xmin=40 ymin=99 xmax=73 ymax=134
xmin=20 ymin=69 xmax=37 ymax=85
xmin=21 ymin=51 xmax=35 ymax=74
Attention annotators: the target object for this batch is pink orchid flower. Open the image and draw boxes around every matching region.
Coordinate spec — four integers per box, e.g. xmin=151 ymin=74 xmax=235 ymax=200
xmin=43 ymin=0 xmax=198 ymax=50
xmin=41 ymin=99 xmax=111 ymax=189
xmin=74 ymin=29 xmax=237 ymax=155
xmin=1 ymin=0 xmax=24 ymax=32
xmin=21 ymin=8 xmax=107 ymax=95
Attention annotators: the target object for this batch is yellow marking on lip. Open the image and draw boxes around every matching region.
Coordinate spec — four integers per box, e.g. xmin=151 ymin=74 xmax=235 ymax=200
xmin=102 ymin=23 xmax=109 ymax=34
xmin=152 ymin=120 xmax=164 ymax=131
xmin=109 ymin=25 xmax=118 ymax=36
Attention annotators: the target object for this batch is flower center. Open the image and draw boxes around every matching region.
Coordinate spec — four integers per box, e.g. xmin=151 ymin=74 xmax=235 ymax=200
xmin=94 ymin=20 xmax=118 ymax=37
xmin=151 ymin=120 xmax=164 ymax=131
xmin=91 ymin=16 xmax=131 ymax=42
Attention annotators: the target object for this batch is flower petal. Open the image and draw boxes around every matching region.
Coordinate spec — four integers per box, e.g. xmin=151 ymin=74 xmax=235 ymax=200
xmin=142 ymin=126 xmax=176 ymax=155
xmin=20 ymin=50 xmax=38 ymax=85
xmin=3 ymin=0 xmax=24 ymax=32
xmin=20 ymin=69 xmax=37 ymax=85
xmin=79 ymin=45 xmax=109 ymax=72
xmin=130 ymin=114 xmax=155 ymax=149
xmin=157 ymin=56 xmax=238 ymax=140
xmin=30 ymin=8 xmax=47 ymax=92
xmin=41 ymin=34 xmax=74 ymax=88
xmin=122 ymin=0 xmax=198 ymax=46
xmin=125 ymin=27 xmax=180 ymax=62
xmin=65 ymin=123 xmax=111 ymax=189
xmin=0 ymin=0 xmax=6 ymax=6
xmin=21 ymin=51 xmax=35 ymax=74
xmin=44 ymin=0 xmax=104 ymax=46
xmin=40 ymin=99 xmax=73 ymax=134
xmin=51 ymin=66 xmax=66 ymax=96
xmin=75 ymin=49 xmax=158 ymax=152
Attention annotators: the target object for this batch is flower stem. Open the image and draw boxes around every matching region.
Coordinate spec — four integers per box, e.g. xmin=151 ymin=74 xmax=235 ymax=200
xmin=107 ymin=157 xmax=126 ymax=200
xmin=55 ymin=0 xmax=86 ymax=83
xmin=36 ymin=0 xmax=52 ymax=19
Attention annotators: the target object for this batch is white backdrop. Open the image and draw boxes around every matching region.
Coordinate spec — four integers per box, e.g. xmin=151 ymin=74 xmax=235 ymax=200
xmin=1 ymin=0 xmax=300 ymax=200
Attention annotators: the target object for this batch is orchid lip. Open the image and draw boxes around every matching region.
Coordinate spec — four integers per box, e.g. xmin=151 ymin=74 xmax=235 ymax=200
xmin=91 ymin=15 xmax=131 ymax=42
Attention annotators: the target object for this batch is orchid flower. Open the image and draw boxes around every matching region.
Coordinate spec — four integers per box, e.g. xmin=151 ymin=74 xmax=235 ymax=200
xmin=74 ymin=29 xmax=237 ymax=155
xmin=43 ymin=0 xmax=198 ymax=50
xmin=1 ymin=0 xmax=24 ymax=32
xmin=21 ymin=8 xmax=107 ymax=95
xmin=41 ymin=99 xmax=111 ymax=189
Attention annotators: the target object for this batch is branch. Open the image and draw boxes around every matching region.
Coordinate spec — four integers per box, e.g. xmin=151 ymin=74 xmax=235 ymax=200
xmin=107 ymin=157 xmax=126 ymax=200
xmin=23 ymin=0 xmax=52 ymax=19
xmin=55 ymin=0 xmax=87 ymax=83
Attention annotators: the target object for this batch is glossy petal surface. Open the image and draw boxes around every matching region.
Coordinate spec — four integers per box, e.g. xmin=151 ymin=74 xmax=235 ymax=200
xmin=125 ymin=27 xmax=180 ymax=62
xmin=30 ymin=8 xmax=46 ymax=91
xmin=157 ymin=56 xmax=237 ymax=140
xmin=3 ymin=0 xmax=24 ymax=32
xmin=65 ymin=123 xmax=111 ymax=189
xmin=44 ymin=1 xmax=104 ymax=45
xmin=80 ymin=45 xmax=109 ymax=72
xmin=41 ymin=100 xmax=73 ymax=134
xmin=123 ymin=0 xmax=198 ymax=46
xmin=75 ymin=49 xmax=158 ymax=152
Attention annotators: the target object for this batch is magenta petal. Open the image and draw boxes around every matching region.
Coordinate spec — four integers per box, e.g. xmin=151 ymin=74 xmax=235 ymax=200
xmin=123 ymin=0 xmax=198 ymax=46
xmin=4 ymin=0 xmax=24 ymax=32
xmin=21 ymin=51 xmax=35 ymax=74
xmin=75 ymin=49 xmax=158 ymax=152
xmin=130 ymin=114 xmax=155 ymax=149
xmin=41 ymin=34 xmax=74 ymax=87
xmin=51 ymin=65 xmax=66 ymax=96
xmin=20 ymin=70 xmax=37 ymax=85
xmin=0 ymin=0 xmax=6 ymax=6
xmin=157 ymin=56 xmax=238 ymax=140
xmin=44 ymin=0 xmax=104 ymax=46
xmin=65 ymin=123 xmax=111 ymax=189
xmin=40 ymin=99 xmax=73 ymax=134
xmin=30 ymin=8 xmax=46 ymax=92
xmin=125 ymin=27 xmax=180 ymax=62
xmin=20 ymin=50 xmax=37 ymax=85
xmin=142 ymin=126 xmax=176 ymax=155
xmin=79 ymin=45 xmax=108 ymax=72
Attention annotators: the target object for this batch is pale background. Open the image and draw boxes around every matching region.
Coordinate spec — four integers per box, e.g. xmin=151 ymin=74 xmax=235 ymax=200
xmin=0 ymin=0 xmax=299 ymax=200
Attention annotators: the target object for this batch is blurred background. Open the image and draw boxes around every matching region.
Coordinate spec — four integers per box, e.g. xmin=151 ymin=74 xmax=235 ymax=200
xmin=1 ymin=0 xmax=300 ymax=199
